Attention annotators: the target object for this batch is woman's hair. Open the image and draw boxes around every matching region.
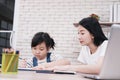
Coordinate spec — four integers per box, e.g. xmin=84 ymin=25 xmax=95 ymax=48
xmin=79 ymin=17 xmax=108 ymax=46
xmin=31 ymin=32 xmax=55 ymax=49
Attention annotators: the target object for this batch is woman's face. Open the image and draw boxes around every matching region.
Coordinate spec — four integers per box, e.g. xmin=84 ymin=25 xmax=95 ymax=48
xmin=77 ymin=25 xmax=94 ymax=46
xmin=32 ymin=42 xmax=49 ymax=60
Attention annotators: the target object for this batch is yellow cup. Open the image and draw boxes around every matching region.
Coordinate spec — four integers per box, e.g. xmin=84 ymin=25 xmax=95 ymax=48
xmin=1 ymin=53 xmax=19 ymax=74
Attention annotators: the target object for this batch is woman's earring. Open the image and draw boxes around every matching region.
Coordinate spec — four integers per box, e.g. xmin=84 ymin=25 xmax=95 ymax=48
xmin=92 ymin=36 xmax=94 ymax=39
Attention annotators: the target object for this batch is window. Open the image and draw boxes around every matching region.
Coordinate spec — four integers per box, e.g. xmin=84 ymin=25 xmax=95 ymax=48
xmin=0 ymin=0 xmax=15 ymax=66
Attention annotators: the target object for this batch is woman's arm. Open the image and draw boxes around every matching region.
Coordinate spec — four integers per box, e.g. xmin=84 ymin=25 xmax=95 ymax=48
xmin=53 ymin=57 xmax=104 ymax=74
xmin=32 ymin=59 xmax=70 ymax=70
xmin=43 ymin=59 xmax=70 ymax=68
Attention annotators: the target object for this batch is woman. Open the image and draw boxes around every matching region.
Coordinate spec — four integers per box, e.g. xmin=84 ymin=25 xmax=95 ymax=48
xmin=52 ymin=17 xmax=108 ymax=74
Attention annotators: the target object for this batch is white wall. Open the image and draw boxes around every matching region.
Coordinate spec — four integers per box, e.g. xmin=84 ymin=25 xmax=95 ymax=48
xmin=14 ymin=0 xmax=120 ymax=64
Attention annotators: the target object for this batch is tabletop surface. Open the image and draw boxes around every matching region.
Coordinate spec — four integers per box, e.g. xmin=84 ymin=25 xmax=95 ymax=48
xmin=0 ymin=70 xmax=92 ymax=80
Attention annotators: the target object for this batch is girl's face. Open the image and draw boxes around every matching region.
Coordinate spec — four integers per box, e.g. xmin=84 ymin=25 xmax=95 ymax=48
xmin=77 ymin=25 xmax=94 ymax=46
xmin=32 ymin=42 xmax=49 ymax=60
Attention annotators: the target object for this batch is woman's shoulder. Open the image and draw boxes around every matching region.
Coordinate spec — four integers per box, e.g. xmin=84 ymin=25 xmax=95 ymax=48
xmin=101 ymin=40 xmax=108 ymax=46
xmin=98 ymin=40 xmax=108 ymax=52
xmin=103 ymin=40 xmax=108 ymax=43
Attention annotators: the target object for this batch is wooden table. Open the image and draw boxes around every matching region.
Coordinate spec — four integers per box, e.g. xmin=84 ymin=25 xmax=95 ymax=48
xmin=0 ymin=71 xmax=92 ymax=80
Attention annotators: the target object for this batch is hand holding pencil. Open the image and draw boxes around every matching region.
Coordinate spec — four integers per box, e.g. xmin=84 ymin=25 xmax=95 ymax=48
xmin=18 ymin=58 xmax=27 ymax=68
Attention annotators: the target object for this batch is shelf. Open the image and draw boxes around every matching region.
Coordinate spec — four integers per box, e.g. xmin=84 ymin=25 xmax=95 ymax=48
xmin=99 ymin=22 xmax=120 ymax=27
xmin=73 ymin=22 xmax=120 ymax=28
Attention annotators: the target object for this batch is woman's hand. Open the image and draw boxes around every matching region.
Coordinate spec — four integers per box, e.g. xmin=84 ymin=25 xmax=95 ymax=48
xmin=45 ymin=65 xmax=70 ymax=71
xmin=32 ymin=65 xmax=45 ymax=70
xmin=51 ymin=65 xmax=71 ymax=71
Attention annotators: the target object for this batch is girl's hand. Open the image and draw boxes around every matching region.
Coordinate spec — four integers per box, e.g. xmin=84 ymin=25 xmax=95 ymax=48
xmin=18 ymin=59 xmax=27 ymax=68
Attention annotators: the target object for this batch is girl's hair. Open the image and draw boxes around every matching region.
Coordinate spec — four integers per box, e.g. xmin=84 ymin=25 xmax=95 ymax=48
xmin=31 ymin=32 xmax=55 ymax=49
xmin=79 ymin=17 xmax=108 ymax=46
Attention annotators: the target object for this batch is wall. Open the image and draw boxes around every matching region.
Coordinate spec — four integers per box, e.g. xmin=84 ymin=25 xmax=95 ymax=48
xmin=14 ymin=0 xmax=120 ymax=64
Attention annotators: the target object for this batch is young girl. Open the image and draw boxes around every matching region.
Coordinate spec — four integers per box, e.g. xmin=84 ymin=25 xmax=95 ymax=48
xmin=30 ymin=32 xmax=70 ymax=69
xmin=52 ymin=17 xmax=108 ymax=74
xmin=4 ymin=32 xmax=70 ymax=69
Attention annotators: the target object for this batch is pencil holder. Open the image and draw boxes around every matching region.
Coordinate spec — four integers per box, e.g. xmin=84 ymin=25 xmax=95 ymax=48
xmin=1 ymin=53 xmax=19 ymax=74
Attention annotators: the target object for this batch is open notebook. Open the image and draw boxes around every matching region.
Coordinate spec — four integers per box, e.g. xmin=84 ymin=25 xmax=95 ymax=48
xmin=82 ymin=24 xmax=120 ymax=79
xmin=18 ymin=68 xmax=76 ymax=75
